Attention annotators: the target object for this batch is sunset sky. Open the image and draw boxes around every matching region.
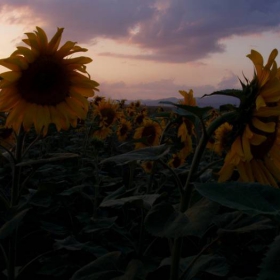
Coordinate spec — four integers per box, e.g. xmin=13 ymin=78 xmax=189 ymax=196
xmin=0 ymin=0 xmax=280 ymax=101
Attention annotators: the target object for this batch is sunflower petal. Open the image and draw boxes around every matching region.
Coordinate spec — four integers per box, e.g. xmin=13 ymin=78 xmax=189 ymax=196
xmin=252 ymin=117 xmax=276 ymax=133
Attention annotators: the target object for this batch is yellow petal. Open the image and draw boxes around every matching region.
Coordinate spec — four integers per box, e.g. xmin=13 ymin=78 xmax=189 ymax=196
xmin=255 ymin=95 xmax=266 ymax=110
xmin=264 ymin=156 xmax=280 ymax=181
xmin=254 ymin=106 xmax=280 ymax=117
xmin=57 ymin=41 xmax=76 ymax=58
xmin=48 ymin=28 xmax=64 ymax=54
xmin=0 ymin=71 xmax=21 ymax=82
xmin=218 ymin=163 xmax=235 ymax=182
xmin=252 ymin=117 xmax=276 ymax=133
xmin=242 ymin=132 xmax=252 ymax=160
xmin=257 ymin=160 xmax=278 ymax=187
xmin=250 ymin=133 xmax=267 ymax=146
xmin=237 ymin=161 xmax=250 ymax=182
xmin=265 ymin=49 xmax=278 ymax=70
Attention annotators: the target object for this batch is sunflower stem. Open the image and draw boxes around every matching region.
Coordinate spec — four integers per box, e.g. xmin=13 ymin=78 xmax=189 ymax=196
xmin=8 ymin=126 xmax=25 ymax=280
xmin=169 ymin=111 xmax=236 ymax=280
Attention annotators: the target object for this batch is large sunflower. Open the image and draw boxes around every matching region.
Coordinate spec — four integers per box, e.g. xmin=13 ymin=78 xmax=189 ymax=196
xmin=0 ymin=27 xmax=99 ymax=135
xmin=218 ymin=49 xmax=280 ymax=187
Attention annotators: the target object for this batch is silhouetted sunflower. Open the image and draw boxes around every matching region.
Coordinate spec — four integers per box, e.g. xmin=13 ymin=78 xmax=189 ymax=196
xmin=0 ymin=27 xmax=99 ymax=135
xmin=218 ymin=49 xmax=280 ymax=187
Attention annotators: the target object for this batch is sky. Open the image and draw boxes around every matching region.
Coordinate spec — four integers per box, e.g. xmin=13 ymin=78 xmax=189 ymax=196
xmin=0 ymin=0 xmax=280 ymax=101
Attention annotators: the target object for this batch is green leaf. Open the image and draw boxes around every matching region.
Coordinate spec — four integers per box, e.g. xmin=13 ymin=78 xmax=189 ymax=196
xmin=180 ymin=254 xmax=230 ymax=280
xmin=82 ymin=217 xmax=118 ymax=233
xmin=160 ymin=101 xmax=212 ymax=119
xmin=257 ymin=234 xmax=280 ymax=280
xmin=100 ymin=194 xmax=161 ymax=210
xmin=113 ymin=259 xmax=145 ymax=280
xmin=202 ymin=89 xmax=244 ymax=101
xmin=40 ymin=221 xmax=69 ymax=236
xmin=214 ymin=212 xmax=276 ymax=235
xmin=100 ymin=144 xmax=170 ymax=165
xmin=59 ymin=185 xmax=86 ymax=196
xmin=0 ymin=208 xmax=29 ymax=239
xmin=70 ymin=251 xmax=121 ymax=280
xmin=195 ymin=182 xmax=280 ymax=221
xmin=144 ymin=203 xmax=190 ymax=238
xmin=16 ymin=153 xmax=79 ymax=167
xmin=184 ymin=197 xmax=220 ymax=237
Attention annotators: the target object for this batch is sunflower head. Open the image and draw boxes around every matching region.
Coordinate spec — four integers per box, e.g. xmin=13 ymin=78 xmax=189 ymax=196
xmin=178 ymin=89 xmax=197 ymax=106
xmin=217 ymin=49 xmax=280 ymax=187
xmin=117 ymin=119 xmax=132 ymax=142
xmin=133 ymin=119 xmax=162 ymax=149
xmin=141 ymin=161 xmax=154 ymax=173
xmin=168 ymin=153 xmax=185 ymax=169
xmin=0 ymin=26 xmax=99 ymax=135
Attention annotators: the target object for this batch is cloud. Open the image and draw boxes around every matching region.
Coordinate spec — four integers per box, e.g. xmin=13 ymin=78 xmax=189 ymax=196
xmin=99 ymin=78 xmax=218 ymax=100
xmin=1 ymin=0 xmax=280 ymax=62
xmin=217 ymin=72 xmax=240 ymax=89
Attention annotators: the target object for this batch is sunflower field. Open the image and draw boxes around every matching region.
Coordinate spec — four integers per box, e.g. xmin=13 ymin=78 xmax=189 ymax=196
xmin=0 ymin=27 xmax=280 ymax=280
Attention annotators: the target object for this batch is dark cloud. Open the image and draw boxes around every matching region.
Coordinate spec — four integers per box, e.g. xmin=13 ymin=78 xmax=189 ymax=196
xmin=2 ymin=0 xmax=280 ymax=62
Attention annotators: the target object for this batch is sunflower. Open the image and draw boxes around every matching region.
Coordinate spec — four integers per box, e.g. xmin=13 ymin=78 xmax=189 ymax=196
xmin=117 ymin=118 xmax=132 ymax=142
xmin=134 ymin=113 xmax=146 ymax=126
xmin=168 ymin=153 xmax=185 ymax=169
xmin=218 ymin=49 xmax=280 ymax=187
xmin=177 ymin=117 xmax=195 ymax=142
xmin=141 ymin=161 xmax=154 ymax=173
xmin=179 ymin=89 xmax=197 ymax=106
xmin=133 ymin=119 xmax=162 ymax=149
xmin=92 ymin=98 xmax=120 ymax=139
xmin=209 ymin=122 xmax=233 ymax=156
xmin=0 ymin=27 xmax=99 ymax=136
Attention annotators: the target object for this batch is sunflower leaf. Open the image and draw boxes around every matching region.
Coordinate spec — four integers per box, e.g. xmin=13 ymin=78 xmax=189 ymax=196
xmin=201 ymin=89 xmax=244 ymax=101
xmin=195 ymin=182 xmax=280 ymax=221
xmin=257 ymin=233 xmax=280 ymax=280
xmin=0 ymin=208 xmax=29 ymax=239
xmin=70 ymin=251 xmax=121 ymax=280
xmin=160 ymin=101 xmax=212 ymax=119
xmin=100 ymin=144 xmax=170 ymax=165
xmin=144 ymin=202 xmax=191 ymax=238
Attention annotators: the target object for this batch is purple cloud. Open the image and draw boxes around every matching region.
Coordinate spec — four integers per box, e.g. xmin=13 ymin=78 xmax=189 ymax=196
xmin=1 ymin=0 xmax=280 ymax=62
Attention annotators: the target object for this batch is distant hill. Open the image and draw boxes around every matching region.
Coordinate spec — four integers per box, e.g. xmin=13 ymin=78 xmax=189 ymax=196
xmin=136 ymin=95 xmax=240 ymax=108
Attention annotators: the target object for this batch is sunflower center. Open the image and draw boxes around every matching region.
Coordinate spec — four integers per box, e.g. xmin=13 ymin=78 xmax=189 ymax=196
xmin=100 ymin=108 xmax=116 ymax=126
xmin=17 ymin=56 xmax=70 ymax=105
xmin=172 ymin=156 xmax=182 ymax=168
xmin=142 ymin=125 xmax=156 ymax=145
xmin=120 ymin=124 xmax=128 ymax=136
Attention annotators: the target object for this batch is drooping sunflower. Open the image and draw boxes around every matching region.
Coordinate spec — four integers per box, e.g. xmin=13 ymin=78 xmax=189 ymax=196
xmin=218 ymin=49 xmax=280 ymax=187
xmin=0 ymin=27 xmax=99 ymax=135
xmin=179 ymin=89 xmax=197 ymax=106
xmin=133 ymin=119 xmax=162 ymax=149
xmin=92 ymin=98 xmax=120 ymax=139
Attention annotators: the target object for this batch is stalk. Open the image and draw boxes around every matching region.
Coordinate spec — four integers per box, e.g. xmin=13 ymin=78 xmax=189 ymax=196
xmin=8 ymin=126 xmax=25 ymax=280
xmin=169 ymin=111 xmax=236 ymax=280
